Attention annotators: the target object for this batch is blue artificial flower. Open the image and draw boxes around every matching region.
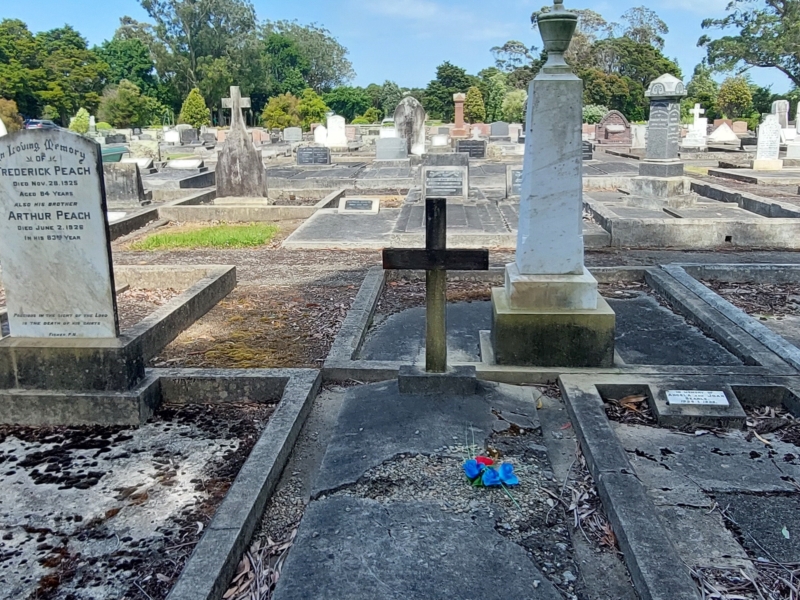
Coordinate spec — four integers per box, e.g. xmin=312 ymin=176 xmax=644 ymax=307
xmin=463 ymin=459 xmax=482 ymax=480
xmin=482 ymin=467 xmax=501 ymax=487
xmin=499 ymin=463 xmax=520 ymax=486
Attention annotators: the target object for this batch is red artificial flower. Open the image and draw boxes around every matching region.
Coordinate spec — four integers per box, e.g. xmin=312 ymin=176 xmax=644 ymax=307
xmin=476 ymin=456 xmax=494 ymax=467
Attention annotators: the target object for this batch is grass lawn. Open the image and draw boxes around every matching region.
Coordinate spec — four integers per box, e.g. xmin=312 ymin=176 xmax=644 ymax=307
xmin=130 ymin=223 xmax=279 ymax=251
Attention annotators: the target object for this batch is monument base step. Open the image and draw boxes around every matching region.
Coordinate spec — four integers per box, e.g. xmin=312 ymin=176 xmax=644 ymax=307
xmin=0 ymin=373 xmax=161 ymax=426
xmin=490 ymin=289 xmax=616 ymax=368
xmin=751 ymin=159 xmax=784 ymax=171
xmin=398 ymin=365 xmax=478 ymax=396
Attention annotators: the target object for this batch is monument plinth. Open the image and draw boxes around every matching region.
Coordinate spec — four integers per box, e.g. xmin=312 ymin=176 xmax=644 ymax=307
xmin=490 ymin=0 xmax=615 ymax=368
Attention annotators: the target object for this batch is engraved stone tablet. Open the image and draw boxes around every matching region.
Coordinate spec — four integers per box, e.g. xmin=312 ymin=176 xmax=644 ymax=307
xmin=507 ymin=167 xmax=523 ymax=197
xmin=456 ymin=139 xmax=487 ymax=159
xmin=297 ymin=146 xmax=331 ymax=165
xmin=423 ymin=167 xmax=466 ymax=198
xmin=0 ymin=130 xmax=118 ymax=338
xmin=339 ymin=198 xmax=380 ymax=213
xmin=666 ymin=390 xmax=730 ymax=406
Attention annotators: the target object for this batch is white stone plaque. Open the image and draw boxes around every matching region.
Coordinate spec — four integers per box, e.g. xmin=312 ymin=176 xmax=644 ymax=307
xmin=0 ymin=130 xmax=118 ymax=338
xmin=666 ymin=390 xmax=730 ymax=407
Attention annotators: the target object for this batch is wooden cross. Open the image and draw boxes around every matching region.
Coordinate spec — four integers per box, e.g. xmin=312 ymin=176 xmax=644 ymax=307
xmin=222 ymin=86 xmax=251 ymax=128
xmin=383 ymin=198 xmax=489 ymax=373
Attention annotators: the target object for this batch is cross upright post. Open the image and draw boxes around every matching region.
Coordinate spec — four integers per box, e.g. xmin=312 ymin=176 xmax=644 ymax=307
xmin=383 ymin=198 xmax=489 ymax=374
xmin=221 ymin=86 xmax=251 ymax=129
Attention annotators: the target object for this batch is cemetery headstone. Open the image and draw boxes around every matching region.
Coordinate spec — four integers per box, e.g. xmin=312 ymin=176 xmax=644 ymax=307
xmin=509 ymin=124 xmax=524 ymax=143
xmin=269 ymin=129 xmax=281 ymax=144
xmin=164 ymin=130 xmax=180 ymax=144
xmin=430 ymin=134 xmax=450 ymax=148
xmin=732 ymin=121 xmax=749 ymax=134
xmin=325 ymin=115 xmax=348 ymax=148
xmin=438 ymin=127 xmax=450 ymax=135
xmin=506 ymin=166 xmax=523 ymax=197
xmin=492 ymin=0 xmax=615 ymax=367
xmin=345 ymin=125 xmax=357 ymax=142
xmin=180 ymin=128 xmax=198 ymax=144
xmin=375 ymin=138 xmax=408 ymax=160
xmin=639 ymin=73 xmax=686 ymax=178
xmin=490 ymin=122 xmax=510 ymax=141
xmin=105 ymin=134 xmax=127 ymax=144
xmin=753 ymin=114 xmax=783 ymax=171
xmin=682 ymin=103 xmax=708 ymax=149
xmin=0 ymin=129 xmax=118 ymax=338
xmin=103 ymin=163 xmax=149 ymax=205
xmin=421 ymin=166 xmax=468 ymax=199
xmin=121 ymin=157 xmax=155 ymax=172
xmin=297 ymin=146 xmax=332 ymax=165
xmin=772 ymin=99 xmax=790 ymax=129
xmin=201 ymin=132 xmax=217 ymax=144
xmin=284 ymin=127 xmax=303 ymax=143
xmin=314 ymin=125 xmax=328 ymax=145
xmin=630 ymin=124 xmax=647 ymax=149
xmin=382 ymin=198 xmax=488 ymax=373
xmin=595 ymin=110 xmax=631 ymax=145
xmin=89 ymin=116 xmax=96 ymax=133
xmin=394 ymin=96 xmax=427 ymax=156
xmin=217 ymin=86 xmax=267 ymax=197
xmin=456 ymin=139 xmax=487 ymax=159
xmin=582 ymin=140 xmax=593 ymax=160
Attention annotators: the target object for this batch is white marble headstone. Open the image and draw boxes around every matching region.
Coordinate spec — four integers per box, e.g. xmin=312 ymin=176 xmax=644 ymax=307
xmin=314 ymin=125 xmax=328 ymax=145
xmin=325 ymin=115 xmax=348 ymax=148
xmin=0 ymin=130 xmax=118 ymax=338
xmin=757 ymin=115 xmax=782 ymax=160
xmin=164 ymin=130 xmax=181 ymax=144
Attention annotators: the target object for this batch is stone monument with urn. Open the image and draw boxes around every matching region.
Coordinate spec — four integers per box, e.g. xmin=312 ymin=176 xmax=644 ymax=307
xmin=490 ymin=0 xmax=616 ymax=368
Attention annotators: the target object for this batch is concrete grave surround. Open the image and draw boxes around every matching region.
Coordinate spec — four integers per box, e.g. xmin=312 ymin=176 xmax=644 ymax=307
xmin=596 ymin=110 xmax=632 ymax=145
xmin=164 ymin=130 xmax=180 ymax=144
xmin=216 ymin=86 xmax=267 ymax=197
xmin=375 ymin=137 xmax=408 ymax=160
xmin=708 ymin=123 xmax=739 ymax=143
xmin=393 ymin=96 xmax=427 ymax=156
xmin=325 ymin=115 xmax=348 ymax=149
xmin=492 ymin=1 xmax=615 ymax=367
xmin=166 ymin=159 xmax=204 ymax=170
xmin=283 ymin=127 xmax=302 ymax=142
xmin=314 ymin=125 xmax=327 ymax=145
xmin=0 ymin=130 xmax=118 ymax=338
xmin=753 ymin=114 xmax=783 ymax=171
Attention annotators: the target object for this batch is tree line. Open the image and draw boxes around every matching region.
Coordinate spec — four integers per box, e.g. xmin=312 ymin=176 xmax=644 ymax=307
xmin=1 ymin=0 xmax=798 ymax=132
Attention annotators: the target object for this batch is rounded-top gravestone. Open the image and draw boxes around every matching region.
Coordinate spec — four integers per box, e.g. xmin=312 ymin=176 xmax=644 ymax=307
xmin=394 ymin=96 xmax=427 ymax=156
xmin=643 ymin=73 xmax=686 ymax=163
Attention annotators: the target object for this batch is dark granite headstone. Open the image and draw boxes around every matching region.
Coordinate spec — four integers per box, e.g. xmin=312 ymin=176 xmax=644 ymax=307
xmin=201 ymin=133 xmax=217 ymax=144
xmin=297 ymin=146 xmax=332 ymax=165
xmin=132 ymin=127 xmax=142 ymax=135
xmin=645 ymin=100 xmax=681 ymax=161
xmin=455 ymin=139 xmax=487 ymax=159
xmin=344 ymin=199 xmax=375 ymax=211
xmin=105 ymin=134 xmax=127 ymax=144
xmin=180 ymin=128 xmax=198 ymax=144
xmin=582 ymin=140 xmax=593 ymax=161
xmin=508 ymin=167 xmax=523 ymax=196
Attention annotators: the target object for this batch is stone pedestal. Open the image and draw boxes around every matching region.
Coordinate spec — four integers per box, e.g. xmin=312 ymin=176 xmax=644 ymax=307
xmin=490 ymin=1 xmax=615 ymax=368
xmin=491 ymin=289 xmax=616 ymax=367
xmin=451 ymin=93 xmax=468 ymax=138
xmin=752 ymin=158 xmax=784 ymax=171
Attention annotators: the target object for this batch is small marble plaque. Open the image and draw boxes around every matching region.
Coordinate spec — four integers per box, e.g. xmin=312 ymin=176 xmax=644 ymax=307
xmin=423 ymin=167 xmax=467 ymax=198
xmin=666 ymin=390 xmax=730 ymax=406
xmin=0 ymin=130 xmax=118 ymax=338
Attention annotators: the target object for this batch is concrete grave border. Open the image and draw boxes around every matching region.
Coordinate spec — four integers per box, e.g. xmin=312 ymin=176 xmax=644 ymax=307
xmin=322 ymin=265 xmax=791 ymax=384
xmin=165 ymin=368 xmax=321 ymax=600
xmin=559 ymin=372 xmax=800 ymax=600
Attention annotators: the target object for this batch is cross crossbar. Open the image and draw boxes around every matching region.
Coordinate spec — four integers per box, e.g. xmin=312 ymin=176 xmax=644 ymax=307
xmin=382 ymin=249 xmax=489 ymax=271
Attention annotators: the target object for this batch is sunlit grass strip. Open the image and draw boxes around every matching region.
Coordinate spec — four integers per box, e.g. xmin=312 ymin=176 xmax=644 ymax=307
xmin=130 ymin=223 xmax=278 ymax=251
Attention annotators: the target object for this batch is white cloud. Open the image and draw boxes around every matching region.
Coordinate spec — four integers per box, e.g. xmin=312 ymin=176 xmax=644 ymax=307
xmin=357 ymin=0 xmax=516 ymax=42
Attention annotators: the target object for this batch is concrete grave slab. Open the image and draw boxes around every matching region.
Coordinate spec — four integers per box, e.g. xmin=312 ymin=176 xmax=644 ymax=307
xmin=272 ymin=497 xmax=561 ymax=600
xmin=708 ymin=168 xmax=800 ymax=186
xmin=312 ymin=379 xmax=537 ymax=495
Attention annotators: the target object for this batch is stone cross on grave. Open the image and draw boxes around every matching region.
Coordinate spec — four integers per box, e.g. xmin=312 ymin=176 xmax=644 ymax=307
xmin=382 ymin=198 xmax=489 ymax=373
xmin=691 ymin=103 xmax=705 ymax=121
xmin=222 ymin=86 xmax=250 ymax=129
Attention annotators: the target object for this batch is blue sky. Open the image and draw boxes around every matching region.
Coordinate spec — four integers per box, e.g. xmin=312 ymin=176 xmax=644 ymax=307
xmin=3 ymin=0 xmax=792 ymax=93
